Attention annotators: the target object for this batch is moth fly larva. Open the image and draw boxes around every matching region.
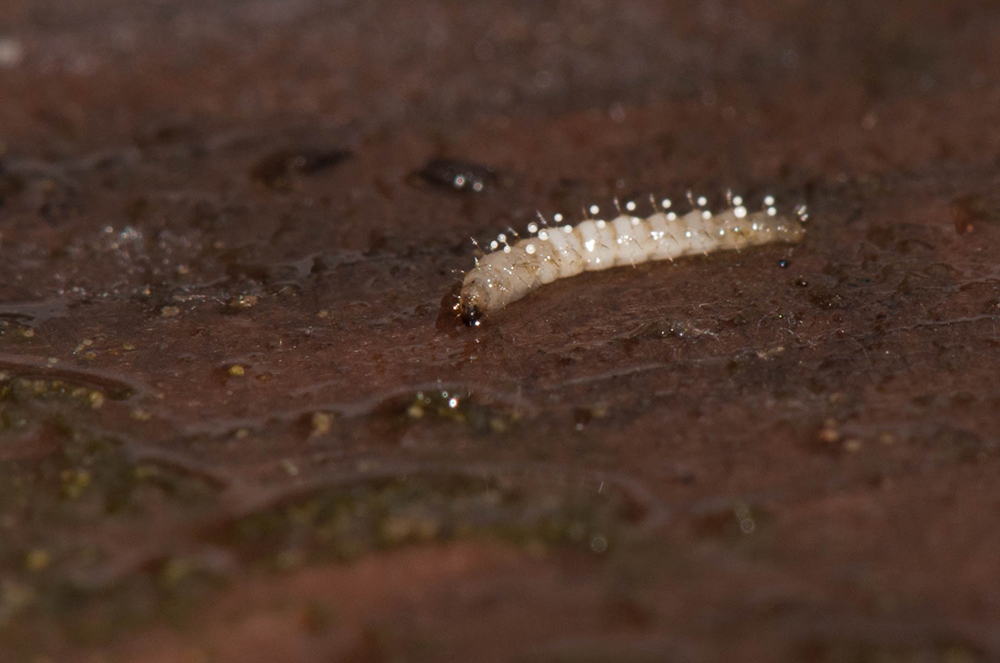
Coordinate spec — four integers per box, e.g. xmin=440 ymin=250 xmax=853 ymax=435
xmin=456 ymin=192 xmax=807 ymax=326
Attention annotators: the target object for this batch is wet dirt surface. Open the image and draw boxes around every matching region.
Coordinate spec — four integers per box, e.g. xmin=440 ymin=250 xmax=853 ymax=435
xmin=2 ymin=0 xmax=1000 ymax=661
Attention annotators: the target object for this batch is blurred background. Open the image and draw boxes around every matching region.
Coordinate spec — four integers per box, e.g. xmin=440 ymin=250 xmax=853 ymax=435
xmin=1 ymin=1 xmax=1000 ymax=662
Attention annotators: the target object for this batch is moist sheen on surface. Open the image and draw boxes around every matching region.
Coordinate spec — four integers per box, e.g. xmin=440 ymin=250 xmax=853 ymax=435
xmin=458 ymin=203 xmax=806 ymax=325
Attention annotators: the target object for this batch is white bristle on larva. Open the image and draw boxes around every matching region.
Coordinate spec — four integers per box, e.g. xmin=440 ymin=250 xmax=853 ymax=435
xmin=458 ymin=194 xmax=807 ymax=325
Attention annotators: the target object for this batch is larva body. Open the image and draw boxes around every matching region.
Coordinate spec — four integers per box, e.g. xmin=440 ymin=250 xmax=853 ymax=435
xmin=458 ymin=195 xmax=806 ymax=325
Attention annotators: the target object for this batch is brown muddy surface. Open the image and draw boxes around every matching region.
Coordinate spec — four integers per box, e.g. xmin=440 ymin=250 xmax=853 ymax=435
xmin=1 ymin=1 xmax=1000 ymax=661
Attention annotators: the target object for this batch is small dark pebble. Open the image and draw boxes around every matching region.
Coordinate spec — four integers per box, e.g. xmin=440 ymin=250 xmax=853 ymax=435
xmin=251 ymin=148 xmax=352 ymax=189
xmin=795 ymin=278 xmax=809 ymax=287
xmin=778 ymin=259 xmax=790 ymax=268
xmin=415 ymin=158 xmax=498 ymax=193
xmin=949 ymin=194 xmax=989 ymax=235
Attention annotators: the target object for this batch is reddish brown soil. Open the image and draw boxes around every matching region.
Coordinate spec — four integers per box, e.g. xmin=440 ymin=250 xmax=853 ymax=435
xmin=2 ymin=1 xmax=1000 ymax=661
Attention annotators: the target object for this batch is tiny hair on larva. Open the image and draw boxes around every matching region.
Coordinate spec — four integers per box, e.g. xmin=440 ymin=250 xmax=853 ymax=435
xmin=455 ymin=191 xmax=807 ymax=326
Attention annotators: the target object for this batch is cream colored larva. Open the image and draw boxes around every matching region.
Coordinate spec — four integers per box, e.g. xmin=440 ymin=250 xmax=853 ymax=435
xmin=457 ymin=193 xmax=807 ymax=325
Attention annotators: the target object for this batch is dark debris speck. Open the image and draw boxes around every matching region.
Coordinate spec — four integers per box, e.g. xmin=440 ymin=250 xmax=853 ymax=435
xmin=414 ymin=158 xmax=498 ymax=193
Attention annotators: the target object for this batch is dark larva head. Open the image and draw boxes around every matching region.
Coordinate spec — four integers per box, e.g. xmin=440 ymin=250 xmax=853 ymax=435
xmin=458 ymin=280 xmax=489 ymax=326
xmin=461 ymin=303 xmax=483 ymax=326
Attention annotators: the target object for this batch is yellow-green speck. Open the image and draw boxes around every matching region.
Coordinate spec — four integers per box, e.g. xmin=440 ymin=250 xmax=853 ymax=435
xmin=24 ymin=549 xmax=51 ymax=572
xmin=311 ymin=412 xmax=333 ymax=436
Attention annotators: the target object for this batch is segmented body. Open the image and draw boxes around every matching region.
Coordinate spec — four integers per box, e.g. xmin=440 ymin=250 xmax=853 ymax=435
xmin=458 ymin=194 xmax=807 ymax=325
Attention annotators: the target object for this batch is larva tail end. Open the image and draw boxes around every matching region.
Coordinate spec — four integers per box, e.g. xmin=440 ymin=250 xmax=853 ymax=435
xmin=780 ymin=215 xmax=808 ymax=244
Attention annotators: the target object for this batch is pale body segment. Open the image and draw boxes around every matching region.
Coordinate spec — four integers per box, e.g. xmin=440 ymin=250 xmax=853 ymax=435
xmin=458 ymin=197 xmax=807 ymax=325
